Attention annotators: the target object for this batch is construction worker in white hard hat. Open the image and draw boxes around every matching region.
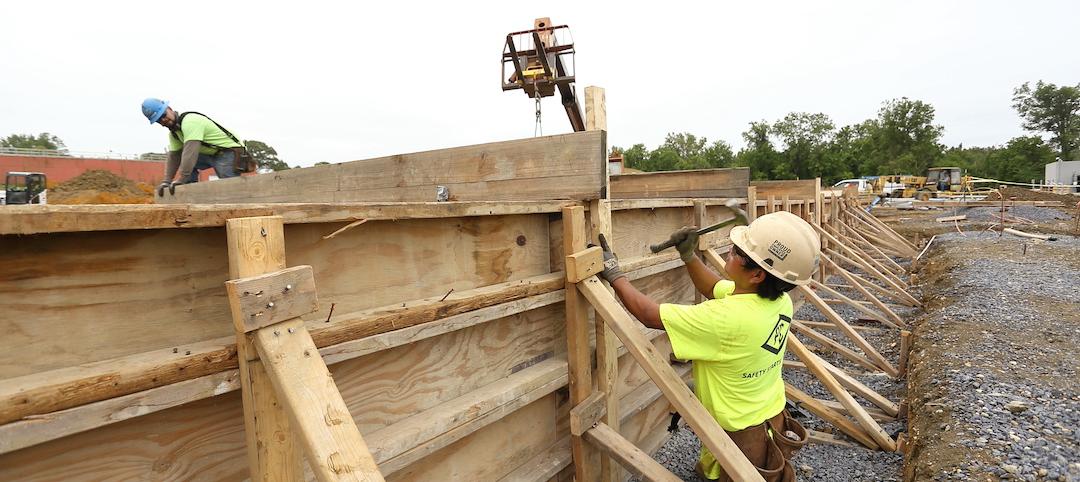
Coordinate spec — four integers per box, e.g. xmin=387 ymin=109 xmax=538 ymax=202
xmin=595 ymin=210 xmax=820 ymax=481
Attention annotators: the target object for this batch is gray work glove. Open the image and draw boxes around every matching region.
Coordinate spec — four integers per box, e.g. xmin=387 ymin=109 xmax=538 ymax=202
xmin=156 ymin=181 xmax=171 ymax=197
xmin=594 ymin=233 xmax=625 ymax=284
xmin=668 ymin=226 xmax=700 ymax=263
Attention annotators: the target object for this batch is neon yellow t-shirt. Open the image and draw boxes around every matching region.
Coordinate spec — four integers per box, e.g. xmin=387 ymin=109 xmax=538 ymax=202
xmin=659 ymin=280 xmax=792 ymax=479
xmin=167 ymin=113 xmax=242 ymax=155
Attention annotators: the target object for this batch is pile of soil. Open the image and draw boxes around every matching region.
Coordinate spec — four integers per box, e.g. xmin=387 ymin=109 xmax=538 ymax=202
xmin=985 ymin=186 xmax=1079 ymax=204
xmin=49 ymin=170 xmax=154 ymax=204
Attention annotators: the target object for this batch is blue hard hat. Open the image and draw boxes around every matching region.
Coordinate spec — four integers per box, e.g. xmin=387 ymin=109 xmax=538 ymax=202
xmin=141 ymin=98 xmax=169 ymax=124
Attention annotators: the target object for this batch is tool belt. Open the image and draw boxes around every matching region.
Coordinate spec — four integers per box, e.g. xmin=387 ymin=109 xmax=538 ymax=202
xmin=230 ymin=146 xmax=257 ymax=173
xmin=717 ymin=410 xmax=807 ymax=482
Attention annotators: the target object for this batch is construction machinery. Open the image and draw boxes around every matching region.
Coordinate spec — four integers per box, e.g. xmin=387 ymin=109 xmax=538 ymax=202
xmin=1 ymin=172 xmax=47 ymax=205
xmin=501 ymin=17 xmax=585 ymax=132
xmin=876 ymin=167 xmax=977 ymax=200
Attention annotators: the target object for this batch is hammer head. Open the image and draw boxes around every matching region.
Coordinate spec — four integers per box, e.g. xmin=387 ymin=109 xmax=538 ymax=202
xmin=723 ymin=198 xmax=750 ymax=227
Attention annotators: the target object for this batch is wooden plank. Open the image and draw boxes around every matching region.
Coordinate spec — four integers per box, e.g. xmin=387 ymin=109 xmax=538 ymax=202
xmin=796 ymin=286 xmax=899 ymax=377
xmin=561 ymin=206 xmax=598 ymax=482
xmin=565 ymin=246 xmax=604 ymax=283
xmin=253 ymin=319 xmax=384 ymax=481
xmin=582 ymin=423 xmax=681 ymax=482
xmin=821 ymin=255 xmax=907 ymax=328
xmin=806 ymin=429 xmax=860 ymax=448
xmin=791 ymin=321 xmax=879 ymax=372
xmin=585 ymin=86 xmax=606 ymax=131
xmin=0 ymin=337 xmax=237 ymax=426
xmin=0 ymin=272 xmax=565 ymax=428
xmin=588 ymin=198 xmax=620 ymax=482
xmin=0 ymin=202 xmax=578 ymax=235
xmin=750 ymin=179 xmax=819 ymax=200
xmin=793 ymin=320 xmax=883 ymax=333
xmin=0 ymin=369 xmax=240 ymax=455
xmin=610 ymin=168 xmax=749 ymax=199
xmin=810 ymin=398 xmax=894 ymax=422
xmin=783 ymin=360 xmax=899 ymax=417
xmin=577 ymin=277 xmax=763 ymax=481
xmin=822 ymin=223 xmax=910 ymax=291
xmin=824 ymin=247 xmax=919 ymax=307
xmin=787 ymin=336 xmax=896 ymax=451
xmin=498 ymin=437 xmax=571 ymax=482
xmin=385 ymin=393 xmax=558 ymax=481
xmin=226 ymin=266 xmax=319 ymax=332
xmin=809 ymin=279 xmax=897 ymax=329
xmin=372 ymin=358 xmax=567 ymax=476
xmin=225 ymin=215 xmax=303 ymax=481
xmin=815 ymin=224 xmax=918 ymax=306
xmin=162 ymin=132 xmax=607 ymax=204
xmin=570 ymin=392 xmax=607 ymax=436
xmin=784 ymin=383 xmax=878 ymax=449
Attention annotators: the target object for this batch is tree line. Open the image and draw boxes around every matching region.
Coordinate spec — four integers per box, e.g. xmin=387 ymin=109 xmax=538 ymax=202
xmin=613 ymin=80 xmax=1080 ymax=185
xmin=4 ymin=80 xmax=1076 ymax=180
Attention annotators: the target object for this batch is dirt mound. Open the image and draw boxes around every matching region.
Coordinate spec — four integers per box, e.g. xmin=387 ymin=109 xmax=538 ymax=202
xmin=985 ymin=185 xmax=1079 ymax=204
xmin=49 ymin=170 xmax=154 ymax=204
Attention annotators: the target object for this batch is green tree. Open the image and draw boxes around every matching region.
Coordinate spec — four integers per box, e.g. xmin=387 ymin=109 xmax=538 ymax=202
xmin=985 ymin=136 xmax=1055 ymax=183
xmin=618 ymin=144 xmax=648 ymax=171
xmin=873 ymin=98 xmax=944 ymax=174
xmin=1 ymin=132 xmax=67 ymax=152
xmin=772 ymin=112 xmax=836 ymax=180
xmin=735 ymin=121 xmax=782 ymax=180
xmin=243 ymin=140 xmax=289 ymax=171
xmin=1012 ymin=81 xmax=1080 ymax=160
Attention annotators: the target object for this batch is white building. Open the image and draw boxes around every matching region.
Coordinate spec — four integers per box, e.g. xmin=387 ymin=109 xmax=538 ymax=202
xmin=1044 ymin=159 xmax=1080 ymax=192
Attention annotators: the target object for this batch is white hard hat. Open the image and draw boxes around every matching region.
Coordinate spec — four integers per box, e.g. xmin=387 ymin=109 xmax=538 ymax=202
xmin=730 ymin=211 xmax=821 ymax=285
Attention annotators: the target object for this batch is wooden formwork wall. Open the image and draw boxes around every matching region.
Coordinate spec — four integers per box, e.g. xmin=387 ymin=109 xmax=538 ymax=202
xmin=0 ymin=134 xmax=753 ymax=481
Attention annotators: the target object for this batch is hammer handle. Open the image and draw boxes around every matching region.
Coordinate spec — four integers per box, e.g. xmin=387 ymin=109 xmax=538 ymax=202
xmin=648 ymin=219 xmax=736 ymax=253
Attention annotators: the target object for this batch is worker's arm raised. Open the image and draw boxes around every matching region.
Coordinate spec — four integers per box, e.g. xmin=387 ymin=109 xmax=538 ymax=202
xmin=596 ymin=234 xmax=662 ymax=329
xmin=667 ymin=227 xmax=724 ymax=299
xmin=684 ymin=256 xmax=724 ymax=299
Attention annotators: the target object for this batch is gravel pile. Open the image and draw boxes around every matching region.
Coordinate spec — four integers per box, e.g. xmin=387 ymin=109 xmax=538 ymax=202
xmin=906 ymin=231 xmax=1080 ymax=481
xmin=962 ymin=205 xmax=1073 ymax=223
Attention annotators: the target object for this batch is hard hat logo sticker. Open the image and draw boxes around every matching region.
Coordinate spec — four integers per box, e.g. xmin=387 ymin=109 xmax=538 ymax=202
xmin=768 ymin=240 xmax=791 ymax=260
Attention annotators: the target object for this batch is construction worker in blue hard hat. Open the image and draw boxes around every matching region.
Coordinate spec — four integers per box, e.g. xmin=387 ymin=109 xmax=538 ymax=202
xmin=595 ymin=211 xmax=820 ymax=481
xmin=141 ymin=98 xmax=255 ymax=196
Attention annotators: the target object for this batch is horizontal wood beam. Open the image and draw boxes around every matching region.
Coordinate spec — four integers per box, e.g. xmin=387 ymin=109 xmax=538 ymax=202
xmin=0 ymin=201 xmax=579 ymax=235
xmin=582 ymin=422 xmax=681 ymax=482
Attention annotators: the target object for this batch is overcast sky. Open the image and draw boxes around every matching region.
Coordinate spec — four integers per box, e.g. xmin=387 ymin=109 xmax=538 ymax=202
xmin=2 ymin=1 xmax=1077 ymax=167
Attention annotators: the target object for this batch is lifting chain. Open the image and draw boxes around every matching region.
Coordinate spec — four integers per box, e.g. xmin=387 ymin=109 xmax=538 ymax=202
xmin=533 ymin=94 xmax=543 ymax=137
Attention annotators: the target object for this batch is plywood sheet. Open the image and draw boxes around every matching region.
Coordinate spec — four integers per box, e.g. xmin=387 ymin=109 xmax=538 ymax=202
xmin=161 ymin=132 xmax=606 ymax=204
xmin=611 ymin=168 xmax=748 ymax=199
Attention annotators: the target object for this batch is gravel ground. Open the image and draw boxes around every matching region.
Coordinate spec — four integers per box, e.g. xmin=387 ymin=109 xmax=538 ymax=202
xmin=905 ymin=231 xmax=1080 ymax=481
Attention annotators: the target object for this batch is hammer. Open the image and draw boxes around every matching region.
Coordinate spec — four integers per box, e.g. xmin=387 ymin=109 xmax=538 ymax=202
xmin=649 ymin=199 xmax=750 ymax=253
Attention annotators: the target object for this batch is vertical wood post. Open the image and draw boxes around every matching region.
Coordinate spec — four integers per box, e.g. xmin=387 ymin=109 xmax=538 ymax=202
xmin=563 ymin=206 xmax=599 ymax=482
xmin=746 ymin=185 xmax=758 ymax=222
xmin=585 ymin=86 xmax=607 ymax=132
xmin=588 ymin=199 xmax=619 ymax=482
xmin=226 ymin=216 xmax=304 ymax=482
xmin=899 ymin=330 xmax=912 ymax=377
